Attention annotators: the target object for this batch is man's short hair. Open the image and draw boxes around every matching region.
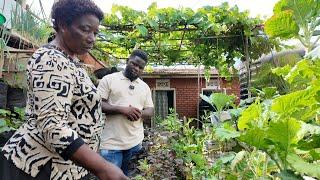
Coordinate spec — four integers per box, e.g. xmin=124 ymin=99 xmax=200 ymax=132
xmin=129 ymin=49 xmax=148 ymax=63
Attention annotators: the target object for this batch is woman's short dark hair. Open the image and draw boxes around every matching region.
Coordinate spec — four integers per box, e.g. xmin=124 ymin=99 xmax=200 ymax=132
xmin=51 ymin=0 xmax=104 ymax=31
xmin=129 ymin=49 xmax=148 ymax=63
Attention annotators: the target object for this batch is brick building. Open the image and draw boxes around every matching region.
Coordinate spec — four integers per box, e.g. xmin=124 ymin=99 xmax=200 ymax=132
xmin=142 ymin=66 xmax=240 ymax=121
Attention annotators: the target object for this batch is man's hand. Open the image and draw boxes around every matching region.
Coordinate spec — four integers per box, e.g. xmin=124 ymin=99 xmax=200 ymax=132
xmin=120 ymin=105 xmax=142 ymax=121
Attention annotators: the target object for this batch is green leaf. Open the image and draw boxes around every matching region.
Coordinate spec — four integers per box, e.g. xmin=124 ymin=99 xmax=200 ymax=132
xmin=287 ymin=153 xmax=320 ymax=178
xmin=275 ymin=170 xmax=303 ymax=180
xmin=200 ymin=93 xmax=235 ymax=113
xmin=272 ymin=65 xmax=292 ymax=77
xmin=0 ymin=126 xmax=11 ymax=134
xmin=262 ymin=87 xmax=278 ymax=99
xmin=147 ymin=19 xmax=159 ymax=30
xmin=271 ymin=89 xmax=318 ymax=121
xmin=136 ymin=25 xmax=148 ymax=37
xmin=287 ymin=0 xmax=319 ymax=25
xmin=230 ymin=150 xmax=247 ymax=171
xmin=267 ymin=118 xmax=301 ymax=154
xmin=0 ymin=119 xmax=11 ymax=133
xmin=0 ymin=119 xmax=7 ymax=127
xmin=285 ymin=59 xmax=320 ymax=87
xmin=273 ymin=0 xmax=289 ymax=14
xmin=215 ymin=126 xmax=240 ymax=141
xmin=190 ymin=153 xmax=206 ymax=167
xmin=217 ymin=152 xmax=236 ymax=164
xmin=309 ymin=149 xmax=320 ymax=161
xmin=238 ymin=102 xmax=262 ymax=130
xmin=0 ymin=109 xmax=10 ymax=116
xmin=226 ymin=175 xmax=238 ymax=180
xmin=228 ymin=108 xmax=242 ymax=118
xmin=239 ymin=127 xmax=268 ymax=149
xmin=265 ymin=10 xmax=299 ymax=39
xmin=297 ymin=135 xmax=320 ymax=150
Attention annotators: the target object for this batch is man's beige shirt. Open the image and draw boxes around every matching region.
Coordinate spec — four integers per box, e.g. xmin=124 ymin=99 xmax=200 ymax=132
xmin=98 ymin=72 xmax=154 ymax=150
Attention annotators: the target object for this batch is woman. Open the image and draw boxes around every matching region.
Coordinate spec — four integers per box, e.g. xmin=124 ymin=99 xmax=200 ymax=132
xmin=0 ymin=0 xmax=128 ymax=179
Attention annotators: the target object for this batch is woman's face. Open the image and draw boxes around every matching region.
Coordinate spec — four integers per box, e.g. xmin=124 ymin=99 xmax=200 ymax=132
xmin=61 ymin=14 xmax=99 ymax=55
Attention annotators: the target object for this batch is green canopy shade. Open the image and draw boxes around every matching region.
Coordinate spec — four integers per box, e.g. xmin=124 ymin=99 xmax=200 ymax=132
xmin=0 ymin=13 xmax=6 ymax=25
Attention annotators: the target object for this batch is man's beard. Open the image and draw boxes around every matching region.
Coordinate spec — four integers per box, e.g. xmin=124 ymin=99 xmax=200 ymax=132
xmin=124 ymin=68 xmax=138 ymax=81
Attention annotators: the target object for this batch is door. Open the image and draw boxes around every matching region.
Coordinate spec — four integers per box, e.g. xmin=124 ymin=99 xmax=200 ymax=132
xmin=153 ymin=90 xmax=175 ymax=120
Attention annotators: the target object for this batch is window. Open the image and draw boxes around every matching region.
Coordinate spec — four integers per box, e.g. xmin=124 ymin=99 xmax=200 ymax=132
xmin=206 ymin=79 xmax=220 ymax=89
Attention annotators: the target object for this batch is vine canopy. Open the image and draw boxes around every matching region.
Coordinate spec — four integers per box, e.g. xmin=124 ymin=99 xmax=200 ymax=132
xmin=94 ymin=2 xmax=274 ymax=75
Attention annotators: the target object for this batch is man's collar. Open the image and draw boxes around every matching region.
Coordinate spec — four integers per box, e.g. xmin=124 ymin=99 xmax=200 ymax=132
xmin=120 ymin=71 xmax=140 ymax=84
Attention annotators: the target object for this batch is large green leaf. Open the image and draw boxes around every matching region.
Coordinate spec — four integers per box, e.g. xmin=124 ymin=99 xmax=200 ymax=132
xmin=287 ymin=0 xmax=320 ymax=25
xmin=287 ymin=153 xmax=320 ymax=178
xmin=285 ymin=60 xmax=311 ymax=84
xmin=267 ymin=118 xmax=301 ymax=154
xmin=273 ymin=0 xmax=289 ymax=13
xmin=271 ymin=89 xmax=318 ymax=121
xmin=215 ymin=126 xmax=240 ymax=141
xmin=265 ymin=10 xmax=299 ymax=39
xmin=200 ymin=93 xmax=235 ymax=112
xmin=239 ymin=127 xmax=268 ymax=149
xmin=238 ymin=102 xmax=262 ymax=130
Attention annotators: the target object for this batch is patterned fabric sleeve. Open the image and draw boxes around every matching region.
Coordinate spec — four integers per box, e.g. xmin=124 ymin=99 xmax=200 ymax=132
xmin=30 ymin=50 xmax=84 ymax=160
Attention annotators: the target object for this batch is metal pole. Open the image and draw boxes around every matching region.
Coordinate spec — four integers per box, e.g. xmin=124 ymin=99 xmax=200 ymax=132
xmin=245 ymin=36 xmax=251 ymax=98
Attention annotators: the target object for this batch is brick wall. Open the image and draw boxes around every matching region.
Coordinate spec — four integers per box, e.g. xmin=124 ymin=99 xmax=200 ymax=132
xmin=143 ymin=77 xmax=240 ymax=118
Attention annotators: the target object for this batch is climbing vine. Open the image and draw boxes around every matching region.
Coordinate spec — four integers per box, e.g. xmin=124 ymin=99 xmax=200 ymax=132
xmin=94 ymin=2 xmax=276 ymax=75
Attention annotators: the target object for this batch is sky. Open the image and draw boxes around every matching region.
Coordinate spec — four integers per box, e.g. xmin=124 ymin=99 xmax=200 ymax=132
xmin=26 ymin=0 xmax=279 ymax=20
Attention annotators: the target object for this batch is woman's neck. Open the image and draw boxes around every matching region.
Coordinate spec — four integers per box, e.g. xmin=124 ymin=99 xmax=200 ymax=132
xmin=50 ymin=35 xmax=76 ymax=59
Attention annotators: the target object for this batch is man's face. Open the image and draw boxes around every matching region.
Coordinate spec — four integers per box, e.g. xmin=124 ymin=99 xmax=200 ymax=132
xmin=125 ymin=56 xmax=146 ymax=80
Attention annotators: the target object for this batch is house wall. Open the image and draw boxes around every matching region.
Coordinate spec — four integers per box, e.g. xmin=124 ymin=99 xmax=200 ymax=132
xmin=143 ymin=77 xmax=240 ymax=118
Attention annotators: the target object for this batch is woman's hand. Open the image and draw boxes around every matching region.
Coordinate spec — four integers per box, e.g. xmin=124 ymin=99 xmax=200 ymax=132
xmin=70 ymin=144 xmax=129 ymax=180
xmin=96 ymin=161 xmax=129 ymax=180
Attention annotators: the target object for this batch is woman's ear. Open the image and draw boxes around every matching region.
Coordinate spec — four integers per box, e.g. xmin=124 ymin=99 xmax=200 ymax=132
xmin=57 ymin=22 xmax=67 ymax=33
xmin=60 ymin=26 xmax=66 ymax=33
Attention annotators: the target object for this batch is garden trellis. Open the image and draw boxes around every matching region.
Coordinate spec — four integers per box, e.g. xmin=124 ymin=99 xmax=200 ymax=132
xmin=94 ymin=2 xmax=276 ymax=76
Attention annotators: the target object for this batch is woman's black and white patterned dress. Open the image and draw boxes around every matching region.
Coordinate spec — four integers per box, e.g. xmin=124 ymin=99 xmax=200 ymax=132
xmin=1 ymin=45 xmax=104 ymax=179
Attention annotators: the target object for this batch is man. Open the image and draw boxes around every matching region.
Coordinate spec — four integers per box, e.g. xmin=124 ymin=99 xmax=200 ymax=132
xmin=97 ymin=49 xmax=154 ymax=176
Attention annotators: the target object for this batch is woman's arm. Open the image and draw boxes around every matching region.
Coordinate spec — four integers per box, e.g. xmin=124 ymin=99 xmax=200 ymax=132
xmin=70 ymin=144 xmax=128 ymax=180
